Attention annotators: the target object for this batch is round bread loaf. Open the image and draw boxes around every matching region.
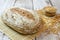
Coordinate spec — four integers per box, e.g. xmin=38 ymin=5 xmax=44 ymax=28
xmin=43 ymin=6 xmax=57 ymax=17
xmin=2 ymin=7 xmax=43 ymax=35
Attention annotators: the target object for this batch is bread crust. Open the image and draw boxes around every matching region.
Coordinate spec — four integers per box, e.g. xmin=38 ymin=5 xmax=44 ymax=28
xmin=2 ymin=7 xmax=43 ymax=35
xmin=37 ymin=6 xmax=60 ymax=35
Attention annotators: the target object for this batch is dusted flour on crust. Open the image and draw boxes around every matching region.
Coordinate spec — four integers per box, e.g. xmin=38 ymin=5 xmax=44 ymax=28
xmin=2 ymin=7 xmax=43 ymax=34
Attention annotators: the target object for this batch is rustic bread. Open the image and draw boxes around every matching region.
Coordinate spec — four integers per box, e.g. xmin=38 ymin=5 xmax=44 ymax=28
xmin=2 ymin=7 xmax=43 ymax=35
xmin=37 ymin=6 xmax=60 ymax=35
xmin=43 ymin=6 xmax=56 ymax=17
xmin=37 ymin=6 xmax=56 ymax=17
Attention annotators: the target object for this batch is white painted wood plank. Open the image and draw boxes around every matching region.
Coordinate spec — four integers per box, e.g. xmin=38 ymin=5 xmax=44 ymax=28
xmin=0 ymin=0 xmax=15 ymax=15
xmin=0 ymin=0 xmax=15 ymax=40
xmin=0 ymin=30 xmax=11 ymax=40
xmin=15 ymin=0 xmax=33 ymax=10
xmin=0 ymin=0 xmax=47 ymax=40
xmin=50 ymin=0 xmax=60 ymax=13
xmin=1 ymin=0 xmax=60 ymax=40
xmin=36 ymin=33 xmax=59 ymax=40
xmin=33 ymin=0 xmax=48 ymax=10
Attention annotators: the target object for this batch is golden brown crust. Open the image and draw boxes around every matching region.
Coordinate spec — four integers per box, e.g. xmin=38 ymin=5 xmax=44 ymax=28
xmin=43 ymin=6 xmax=57 ymax=17
xmin=10 ymin=8 xmax=35 ymax=20
xmin=2 ymin=7 xmax=43 ymax=35
xmin=37 ymin=6 xmax=60 ymax=35
xmin=43 ymin=6 xmax=56 ymax=13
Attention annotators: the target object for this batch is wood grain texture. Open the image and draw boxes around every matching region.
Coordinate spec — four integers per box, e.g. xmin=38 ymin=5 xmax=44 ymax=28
xmin=0 ymin=30 xmax=11 ymax=40
xmin=0 ymin=16 xmax=36 ymax=40
xmin=0 ymin=0 xmax=47 ymax=40
xmin=1 ymin=0 xmax=60 ymax=40
xmin=50 ymin=0 xmax=60 ymax=13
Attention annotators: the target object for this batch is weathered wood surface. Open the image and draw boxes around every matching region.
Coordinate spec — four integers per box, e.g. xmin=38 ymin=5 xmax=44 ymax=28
xmin=0 ymin=0 xmax=60 ymax=40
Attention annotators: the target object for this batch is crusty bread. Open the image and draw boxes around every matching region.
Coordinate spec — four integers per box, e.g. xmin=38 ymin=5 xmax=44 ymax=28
xmin=37 ymin=6 xmax=56 ymax=17
xmin=37 ymin=6 xmax=60 ymax=35
xmin=2 ymin=7 xmax=43 ymax=35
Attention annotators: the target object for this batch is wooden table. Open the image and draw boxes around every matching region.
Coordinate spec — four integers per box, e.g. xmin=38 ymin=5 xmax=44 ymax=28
xmin=0 ymin=0 xmax=60 ymax=40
